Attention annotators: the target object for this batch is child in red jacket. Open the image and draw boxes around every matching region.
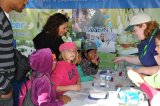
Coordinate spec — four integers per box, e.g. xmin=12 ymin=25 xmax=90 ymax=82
xmin=51 ymin=42 xmax=81 ymax=97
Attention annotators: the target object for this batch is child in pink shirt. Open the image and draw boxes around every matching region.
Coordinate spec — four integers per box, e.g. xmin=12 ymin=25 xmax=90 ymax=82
xmin=51 ymin=42 xmax=81 ymax=97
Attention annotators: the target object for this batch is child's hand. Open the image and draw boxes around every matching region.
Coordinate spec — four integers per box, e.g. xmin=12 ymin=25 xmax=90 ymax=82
xmin=59 ymin=95 xmax=71 ymax=104
xmin=95 ymin=55 xmax=100 ymax=62
xmin=71 ymin=84 xmax=81 ymax=91
xmin=91 ymin=55 xmax=99 ymax=65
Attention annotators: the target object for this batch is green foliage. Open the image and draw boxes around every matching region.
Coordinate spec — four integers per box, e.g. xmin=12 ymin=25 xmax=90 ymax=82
xmin=98 ymin=52 xmax=116 ymax=70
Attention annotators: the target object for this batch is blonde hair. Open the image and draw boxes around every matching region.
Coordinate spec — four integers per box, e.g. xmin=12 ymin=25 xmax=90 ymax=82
xmin=59 ymin=50 xmax=78 ymax=64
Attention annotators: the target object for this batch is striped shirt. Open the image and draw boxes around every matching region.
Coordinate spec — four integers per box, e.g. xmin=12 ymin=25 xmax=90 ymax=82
xmin=0 ymin=8 xmax=15 ymax=95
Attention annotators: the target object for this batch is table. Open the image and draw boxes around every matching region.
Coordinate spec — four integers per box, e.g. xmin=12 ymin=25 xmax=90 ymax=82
xmin=64 ymin=71 xmax=149 ymax=106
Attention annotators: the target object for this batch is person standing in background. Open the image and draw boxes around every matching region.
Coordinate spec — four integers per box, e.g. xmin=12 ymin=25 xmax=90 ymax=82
xmin=0 ymin=0 xmax=28 ymax=105
xmin=33 ymin=13 xmax=68 ymax=60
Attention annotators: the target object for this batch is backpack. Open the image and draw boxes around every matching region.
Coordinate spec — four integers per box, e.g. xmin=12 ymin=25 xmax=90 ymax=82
xmin=14 ymin=48 xmax=31 ymax=81
xmin=19 ymin=73 xmax=44 ymax=106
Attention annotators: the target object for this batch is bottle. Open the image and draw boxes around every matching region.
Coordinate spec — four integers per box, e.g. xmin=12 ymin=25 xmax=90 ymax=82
xmin=106 ymin=75 xmax=111 ymax=88
xmin=100 ymin=74 xmax=106 ymax=87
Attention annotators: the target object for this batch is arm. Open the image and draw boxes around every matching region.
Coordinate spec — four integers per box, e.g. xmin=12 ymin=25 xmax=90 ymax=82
xmin=0 ymin=13 xmax=13 ymax=98
xmin=56 ymin=77 xmax=81 ymax=92
xmin=56 ymin=84 xmax=81 ymax=92
xmin=134 ymin=66 xmax=160 ymax=75
xmin=114 ymin=55 xmax=142 ymax=65
xmin=0 ymin=19 xmax=2 ymax=38
xmin=76 ymin=78 xmax=81 ymax=85
xmin=33 ymin=78 xmax=63 ymax=106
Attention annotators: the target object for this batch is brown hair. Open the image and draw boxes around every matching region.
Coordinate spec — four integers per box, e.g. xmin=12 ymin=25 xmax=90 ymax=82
xmin=156 ymin=31 xmax=160 ymax=41
xmin=136 ymin=21 xmax=159 ymax=38
xmin=42 ymin=13 xmax=68 ymax=39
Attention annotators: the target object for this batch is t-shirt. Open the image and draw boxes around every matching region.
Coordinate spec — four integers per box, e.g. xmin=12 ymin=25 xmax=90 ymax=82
xmin=0 ymin=8 xmax=15 ymax=94
xmin=138 ymin=34 xmax=158 ymax=66
xmin=144 ymin=72 xmax=160 ymax=89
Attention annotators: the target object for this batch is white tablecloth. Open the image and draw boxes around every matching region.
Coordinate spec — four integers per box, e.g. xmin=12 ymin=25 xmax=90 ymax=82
xmin=64 ymin=71 xmax=149 ymax=106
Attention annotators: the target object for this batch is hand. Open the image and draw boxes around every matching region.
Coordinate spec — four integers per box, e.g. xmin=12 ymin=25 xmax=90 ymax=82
xmin=91 ymin=55 xmax=99 ymax=65
xmin=0 ymin=90 xmax=12 ymax=99
xmin=113 ymin=56 xmax=125 ymax=63
xmin=59 ymin=95 xmax=71 ymax=104
xmin=95 ymin=55 xmax=99 ymax=61
xmin=91 ymin=59 xmax=98 ymax=65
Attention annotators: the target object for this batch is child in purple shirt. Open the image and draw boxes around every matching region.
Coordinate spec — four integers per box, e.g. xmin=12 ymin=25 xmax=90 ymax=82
xmin=29 ymin=48 xmax=66 ymax=106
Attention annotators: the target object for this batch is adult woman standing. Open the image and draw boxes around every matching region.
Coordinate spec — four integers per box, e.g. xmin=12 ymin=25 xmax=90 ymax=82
xmin=114 ymin=13 xmax=160 ymax=75
xmin=33 ymin=13 xmax=68 ymax=59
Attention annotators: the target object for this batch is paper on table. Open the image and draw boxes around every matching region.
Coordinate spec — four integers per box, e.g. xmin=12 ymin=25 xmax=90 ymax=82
xmin=64 ymin=90 xmax=88 ymax=101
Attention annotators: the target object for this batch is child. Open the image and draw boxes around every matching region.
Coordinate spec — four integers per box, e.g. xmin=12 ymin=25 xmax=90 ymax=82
xmin=127 ymin=33 xmax=160 ymax=106
xmin=28 ymin=48 xmax=70 ymax=106
xmin=76 ymin=50 xmax=93 ymax=82
xmin=51 ymin=42 xmax=81 ymax=97
xmin=128 ymin=70 xmax=160 ymax=106
xmin=80 ymin=41 xmax=99 ymax=76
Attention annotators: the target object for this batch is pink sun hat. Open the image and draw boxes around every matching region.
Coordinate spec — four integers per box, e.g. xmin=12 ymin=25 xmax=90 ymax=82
xmin=59 ymin=42 xmax=77 ymax=52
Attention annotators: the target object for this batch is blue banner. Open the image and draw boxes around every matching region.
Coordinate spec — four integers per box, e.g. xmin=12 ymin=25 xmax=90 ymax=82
xmin=27 ymin=0 xmax=160 ymax=9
